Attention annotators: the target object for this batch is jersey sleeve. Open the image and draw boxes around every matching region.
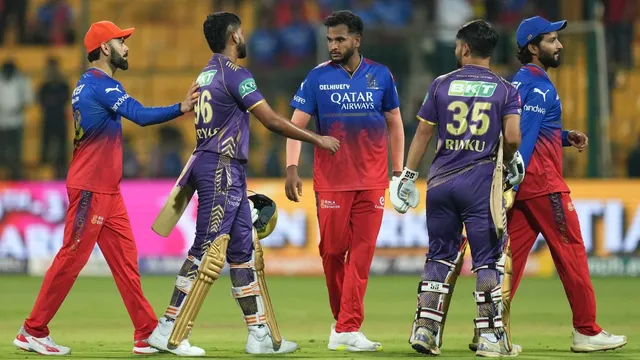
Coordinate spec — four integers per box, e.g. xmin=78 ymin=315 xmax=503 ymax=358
xmin=382 ymin=68 xmax=400 ymax=112
xmin=503 ymin=83 xmax=522 ymax=117
xmin=226 ymin=68 xmax=266 ymax=111
xmin=518 ymin=83 xmax=553 ymax=169
xmin=93 ymin=80 xmax=182 ymax=126
xmin=290 ymin=72 xmax=317 ymax=115
xmin=416 ymin=78 xmax=439 ymax=125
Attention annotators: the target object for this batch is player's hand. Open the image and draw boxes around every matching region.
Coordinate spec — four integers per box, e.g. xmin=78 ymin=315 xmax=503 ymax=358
xmin=317 ymin=136 xmax=340 ymax=154
xmin=248 ymin=198 xmax=259 ymax=224
xmin=285 ymin=165 xmax=303 ymax=202
xmin=506 ymin=151 xmax=525 ymax=187
xmin=180 ymin=81 xmax=200 ymax=113
xmin=568 ymin=130 xmax=588 ymax=152
xmin=390 ymin=167 xmax=420 ymax=213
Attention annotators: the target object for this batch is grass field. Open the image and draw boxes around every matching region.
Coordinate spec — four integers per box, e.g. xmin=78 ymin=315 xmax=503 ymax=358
xmin=0 ymin=275 xmax=637 ymax=359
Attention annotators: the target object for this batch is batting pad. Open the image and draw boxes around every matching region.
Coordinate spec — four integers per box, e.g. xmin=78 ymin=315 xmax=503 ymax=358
xmin=169 ymin=234 xmax=230 ymax=348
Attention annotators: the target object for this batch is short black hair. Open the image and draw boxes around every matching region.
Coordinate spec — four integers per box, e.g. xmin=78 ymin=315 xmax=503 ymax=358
xmin=87 ymin=48 xmax=101 ymax=62
xmin=456 ymin=19 xmax=499 ymax=59
xmin=323 ymin=10 xmax=363 ymax=36
xmin=203 ymin=12 xmax=241 ymax=54
xmin=516 ymin=34 xmax=544 ymax=64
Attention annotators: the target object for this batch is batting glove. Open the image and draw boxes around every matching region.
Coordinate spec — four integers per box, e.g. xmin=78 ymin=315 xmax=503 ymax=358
xmin=390 ymin=167 xmax=420 ymax=214
xmin=249 ymin=199 xmax=259 ymax=225
xmin=506 ymin=151 xmax=525 ymax=187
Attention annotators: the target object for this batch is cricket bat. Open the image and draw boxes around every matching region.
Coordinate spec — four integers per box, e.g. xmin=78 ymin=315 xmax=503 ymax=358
xmin=490 ymin=135 xmax=505 ymax=239
xmin=152 ymin=153 xmax=197 ymax=237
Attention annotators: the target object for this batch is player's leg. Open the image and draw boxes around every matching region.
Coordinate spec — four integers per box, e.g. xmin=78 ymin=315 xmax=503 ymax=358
xmin=459 ymin=163 xmax=517 ymax=357
xmin=149 ymin=156 xmax=237 ymax=356
xmin=228 ymin=190 xmax=297 ymax=354
xmin=409 ymin=181 xmax=465 ymax=356
xmin=469 ymin=199 xmax=537 ymax=352
xmin=96 ymin=193 xmax=160 ymax=355
xmin=532 ymin=193 xmax=626 ymax=352
xmin=328 ymin=189 xmax=384 ymax=352
xmin=315 ymin=191 xmax=355 ymax=325
xmin=17 ymin=189 xmax=105 ymax=356
xmin=506 ymin=200 xmax=540 ymax=299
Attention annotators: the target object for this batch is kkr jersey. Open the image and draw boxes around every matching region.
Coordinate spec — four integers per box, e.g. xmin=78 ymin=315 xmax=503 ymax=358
xmin=290 ymin=56 xmax=400 ymax=192
xmin=68 ymin=68 xmax=182 ymax=193
xmin=511 ymin=64 xmax=571 ymax=200
xmin=193 ymin=54 xmax=265 ymax=160
xmin=417 ymin=65 xmax=521 ymax=186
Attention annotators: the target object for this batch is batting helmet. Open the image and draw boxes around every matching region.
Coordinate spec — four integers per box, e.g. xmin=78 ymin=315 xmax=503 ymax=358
xmin=248 ymin=192 xmax=278 ymax=240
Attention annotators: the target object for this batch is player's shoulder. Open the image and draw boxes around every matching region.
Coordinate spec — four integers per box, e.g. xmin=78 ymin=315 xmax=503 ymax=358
xmin=220 ymin=59 xmax=254 ymax=80
xmin=306 ymin=60 xmax=334 ymax=78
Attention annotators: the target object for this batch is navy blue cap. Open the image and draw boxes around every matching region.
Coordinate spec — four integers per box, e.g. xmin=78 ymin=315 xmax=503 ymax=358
xmin=516 ymin=16 xmax=567 ymax=48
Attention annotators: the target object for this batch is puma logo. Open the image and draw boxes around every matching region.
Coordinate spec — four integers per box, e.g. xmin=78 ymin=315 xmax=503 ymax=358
xmin=533 ymin=88 xmax=549 ymax=102
xmin=105 ymin=85 xmax=122 ymax=94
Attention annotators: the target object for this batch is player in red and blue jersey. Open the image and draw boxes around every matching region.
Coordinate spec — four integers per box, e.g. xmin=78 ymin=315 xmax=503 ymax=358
xmin=13 ymin=21 xmax=200 ymax=356
xmin=502 ymin=16 xmax=627 ymax=353
xmin=285 ymin=10 xmax=405 ymax=352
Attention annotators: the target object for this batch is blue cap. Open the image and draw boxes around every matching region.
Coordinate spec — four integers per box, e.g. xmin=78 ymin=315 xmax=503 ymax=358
xmin=516 ymin=16 xmax=567 ymax=48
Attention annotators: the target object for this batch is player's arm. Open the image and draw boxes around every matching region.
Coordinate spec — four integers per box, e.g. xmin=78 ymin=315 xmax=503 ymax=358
xmin=95 ymin=81 xmax=198 ymax=126
xmin=284 ymin=109 xmax=313 ymax=201
xmin=405 ymin=120 xmax=435 ymax=170
xmin=502 ymin=83 xmax=523 ymax=161
xmin=382 ymin=68 xmax=405 ymax=176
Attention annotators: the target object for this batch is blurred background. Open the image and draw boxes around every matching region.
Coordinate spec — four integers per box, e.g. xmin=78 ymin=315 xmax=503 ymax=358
xmin=0 ymin=0 xmax=638 ymax=181
xmin=0 ymin=0 xmax=638 ymax=278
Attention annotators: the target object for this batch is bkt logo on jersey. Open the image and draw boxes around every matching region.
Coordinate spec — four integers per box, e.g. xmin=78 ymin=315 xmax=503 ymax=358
xmin=524 ymin=104 xmax=546 ymax=114
xmin=448 ymin=80 xmax=497 ymax=98
xmin=330 ymin=91 xmax=375 ymax=110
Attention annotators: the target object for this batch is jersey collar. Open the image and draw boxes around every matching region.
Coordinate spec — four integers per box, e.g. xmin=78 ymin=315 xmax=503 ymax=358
xmin=86 ymin=67 xmax=111 ymax=77
xmin=524 ymin=63 xmax=549 ymax=79
xmin=337 ymin=55 xmax=364 ymax=79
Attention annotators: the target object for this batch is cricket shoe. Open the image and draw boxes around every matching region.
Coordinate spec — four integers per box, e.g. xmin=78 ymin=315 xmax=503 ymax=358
xmin=13 ymin=326 xmax=70 ymax=356
xmin=475 ymin=335 xmax=519 ymax=358
xmin=328 ymin=324 xmax=382 ymax=352
xmin=133 ymin=339 xmax=159 ymax=355
xmin=245 ymin=324 xmax=298 ymax=354
xmin=148 ymin=317 xmax=205 ymax=356
xmin=469 ymin=328 xmax=522 ymax=353
xmin=571 ymin=329 xmax=627 ymax=353
xmin=410 ymin=327 xmax=440 ymax=356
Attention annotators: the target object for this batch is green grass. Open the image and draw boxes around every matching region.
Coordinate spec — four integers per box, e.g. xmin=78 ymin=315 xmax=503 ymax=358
xmin=0 ymin=275 xmax=637 ymax=359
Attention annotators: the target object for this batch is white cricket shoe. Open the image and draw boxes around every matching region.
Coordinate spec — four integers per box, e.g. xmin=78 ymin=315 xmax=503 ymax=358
xmin=246 ymin=324 xmax=298 ymax=354
xmin=470 ymin=328 xmax=522 ymax=353
xmin=148 ymin=317 xmax=205 ymax=356
xmin=13 ymin=326 xmax=71 ymax=356
xmin=476 ymin=336 xmax=519 ymax=358
xmin=328 ymin=324 xmax=382 ymax=352
xmin=571 ymin=329 xmax=627 ymax=353
xmin=410 ymin=327 xmax=440 ymax=355
xmin=133 ymin=339 xmax=160 ymax=355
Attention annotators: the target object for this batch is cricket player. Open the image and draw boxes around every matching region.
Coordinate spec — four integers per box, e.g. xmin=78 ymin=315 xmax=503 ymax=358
xmin=285 ymin=10 xmax=405 ymax=351
xmin=390 ymin=20 xmax=525 ymax=357
xmin=494 ymin=16 xmax=626 ymax=352
xmin=12 ymin=21 xmax=200 ymax=356
xmin=148 ymin=12 xmax=339 ymax=356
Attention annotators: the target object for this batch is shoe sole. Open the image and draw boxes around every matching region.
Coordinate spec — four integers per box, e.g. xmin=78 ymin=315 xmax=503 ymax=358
xmin=476 ymin=350 xmax=519 ymax=358
xmin=571 ymin=340 xmax=628 ymax=353
xmin=328 ymin=343 xmax=383 ymax=352
xmin=469 ymin=343 xmax=478 ymax=352
xmin=411 ymin=341 xmax=440 ymax=356
xmin=13 ymin=338 xmax=70 ymax=356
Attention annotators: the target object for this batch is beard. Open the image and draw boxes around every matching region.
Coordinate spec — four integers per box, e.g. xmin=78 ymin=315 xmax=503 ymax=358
xmin=109 ymin=48 xmax=129 ymax=71
xmin=331 ymin=46 xmax=355 ymax=65
xmin=539 ymin=49 xmax=561 ymax=68
xmin=456 ymin=54 xmax=462 ymax=69
xmin=237 ymin=41 xmax=247 ymax=59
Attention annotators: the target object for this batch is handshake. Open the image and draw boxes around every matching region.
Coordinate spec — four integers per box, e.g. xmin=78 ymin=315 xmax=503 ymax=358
xmin=389 ymin=151 xmax=526 ymax=214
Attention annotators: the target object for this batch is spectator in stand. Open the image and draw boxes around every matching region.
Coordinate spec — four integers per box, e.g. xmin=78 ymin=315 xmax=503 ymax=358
xmin=33 ymin=0 xmax=75 ymax=45
xmin=278 ymin=2 xmax=317 ymax=69
xmin=39 ymin=57 xmax=70 ymax=179
xmin=0 ymin=0 xmax=29 ymax=45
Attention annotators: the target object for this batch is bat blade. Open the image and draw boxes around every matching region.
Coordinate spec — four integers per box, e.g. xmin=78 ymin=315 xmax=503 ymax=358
xmin=490 ymin=136 xmax=505 ymax=239
xmin=152 ymin=184 xmax=195 ymax=237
